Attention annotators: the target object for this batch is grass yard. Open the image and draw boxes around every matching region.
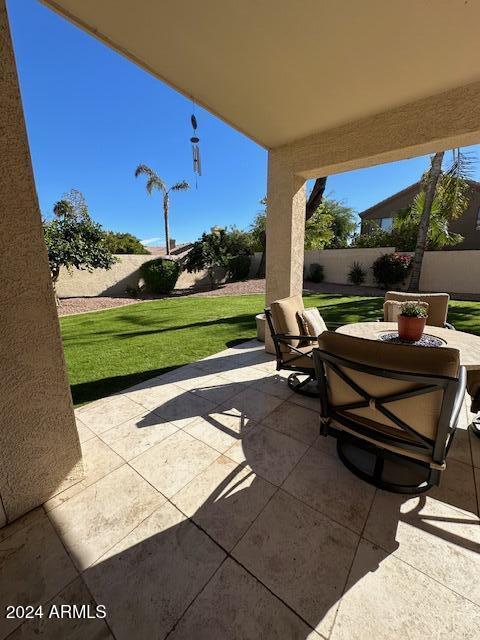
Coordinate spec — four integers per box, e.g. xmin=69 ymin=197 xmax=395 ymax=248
xmin=60 ymin=293 xmax=480 ymax=406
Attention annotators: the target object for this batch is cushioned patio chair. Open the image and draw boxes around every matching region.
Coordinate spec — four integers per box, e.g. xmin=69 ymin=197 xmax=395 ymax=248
xmin=383 ymin=291 xmax=455 ymax=329
xmin=467 ymin=370 xmax=480 ymax=437
xmin=313 ymin=331 xmax=466 ymax=493
xmin=264 ymin=295 xmax=326 ymax=396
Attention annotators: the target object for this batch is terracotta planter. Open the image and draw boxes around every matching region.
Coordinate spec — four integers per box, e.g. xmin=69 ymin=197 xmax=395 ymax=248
xmin=397 ymin=315 xmax=426 ymax=341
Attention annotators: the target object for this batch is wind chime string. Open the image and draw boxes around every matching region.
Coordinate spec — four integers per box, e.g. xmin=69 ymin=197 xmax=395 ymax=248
xmin=190 ymin=102 xmax=202 ymax=189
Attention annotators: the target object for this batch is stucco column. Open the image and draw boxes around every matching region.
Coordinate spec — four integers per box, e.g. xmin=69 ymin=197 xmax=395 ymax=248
xmin=0 ymin=0 xmax=83 ymax=526
xmin=264 ymin=150 xmax=306 ymax=352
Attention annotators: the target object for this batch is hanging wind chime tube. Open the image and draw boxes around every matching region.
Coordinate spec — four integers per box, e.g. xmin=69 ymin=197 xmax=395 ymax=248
xmin=190 ymin=111 xmax=202 ymax=188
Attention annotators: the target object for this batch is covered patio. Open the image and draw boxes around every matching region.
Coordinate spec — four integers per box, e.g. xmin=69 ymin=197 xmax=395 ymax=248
xmin=2 ymin=0 xmax=480 ymax=637
xmin=2 ymin=338 xmax=480 ymax=639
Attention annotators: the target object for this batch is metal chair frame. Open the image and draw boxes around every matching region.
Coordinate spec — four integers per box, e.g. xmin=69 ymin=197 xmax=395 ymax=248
xmin=264 ymin=306 xmax=319 ymax=397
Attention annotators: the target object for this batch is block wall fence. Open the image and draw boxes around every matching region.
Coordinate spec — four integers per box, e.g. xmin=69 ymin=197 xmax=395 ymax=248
xmin=56 ymin=249 xmax=480 ymax=298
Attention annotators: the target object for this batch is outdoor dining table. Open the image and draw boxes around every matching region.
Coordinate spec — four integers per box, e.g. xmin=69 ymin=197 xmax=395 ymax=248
xmin=335 ymin=321 xmax=480 ymax=371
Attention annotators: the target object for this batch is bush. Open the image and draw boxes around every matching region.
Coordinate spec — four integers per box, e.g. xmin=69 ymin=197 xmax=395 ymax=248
xmin=347 ymin=262 xmax=366 ymax=286
xmin=309 ymin=263 xmax=324 ymax=283
xmin=227 ymin=255 xmax=251 ymax=281
xmin=372 ymin=253 xmax=411 ymax=289
xmin=140 ymin=258 xmax=180 ymax=294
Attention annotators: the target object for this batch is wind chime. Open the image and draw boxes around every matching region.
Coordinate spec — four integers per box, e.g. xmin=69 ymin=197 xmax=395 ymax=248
xmin=190 ymin=106 xmax=202 ymax=188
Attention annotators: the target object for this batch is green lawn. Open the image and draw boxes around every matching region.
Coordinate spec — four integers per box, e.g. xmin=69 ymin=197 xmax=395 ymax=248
xmin=60 ymin=293 xmax=480 ymax=406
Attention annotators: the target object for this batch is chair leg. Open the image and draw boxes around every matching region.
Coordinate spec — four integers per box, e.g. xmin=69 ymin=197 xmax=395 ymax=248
xmin=287 ymin=373 xmax=320 ymax=398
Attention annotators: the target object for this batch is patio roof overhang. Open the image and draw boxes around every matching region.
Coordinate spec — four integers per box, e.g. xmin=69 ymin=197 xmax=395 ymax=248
xmin=41 ymin=0 xmax=480 ymax=150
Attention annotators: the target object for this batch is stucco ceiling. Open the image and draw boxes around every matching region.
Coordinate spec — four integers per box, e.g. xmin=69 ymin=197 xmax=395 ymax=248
xmin=41 ymin=0 xmax=480 ymax=149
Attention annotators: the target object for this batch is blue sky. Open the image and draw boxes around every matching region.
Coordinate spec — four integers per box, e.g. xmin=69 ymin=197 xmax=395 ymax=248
xmin=9 ymin=0 xmax=480 ymax=244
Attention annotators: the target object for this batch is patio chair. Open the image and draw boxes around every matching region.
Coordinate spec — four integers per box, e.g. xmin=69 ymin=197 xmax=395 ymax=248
xmin=264 ymin=295 xmax=326 ymax=396
xmin=467 ymin=370 xmax=480 ymax=437
xmin=383 ymin=291 xmax=455 ymax=329
xmin=313 ymin=331 xmax=466 ymax=493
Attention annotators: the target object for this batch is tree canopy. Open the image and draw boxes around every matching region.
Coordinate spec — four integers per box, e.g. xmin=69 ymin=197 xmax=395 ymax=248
xmin=43 ymin=189 xmax=116 ymax=288
xmin=103 ymin=231 xmax=149 ymax=254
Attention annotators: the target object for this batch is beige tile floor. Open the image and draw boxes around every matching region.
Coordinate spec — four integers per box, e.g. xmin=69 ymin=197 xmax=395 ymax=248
xmin=2 ymin=339 xmax=480 ymax=640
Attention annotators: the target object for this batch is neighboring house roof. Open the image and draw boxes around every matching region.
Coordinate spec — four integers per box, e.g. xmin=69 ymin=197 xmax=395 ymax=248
xmin=359 ymin=179 xmax=480 ymax=219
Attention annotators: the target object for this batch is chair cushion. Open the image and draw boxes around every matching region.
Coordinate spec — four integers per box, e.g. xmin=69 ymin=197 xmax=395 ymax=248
xmin=298 ymin=307 xmax=327 ymax=338
xmin=316 ymin=331 xmax=460 ymax=441
xmin=383 ymin=300 xmax=429 ymax=322
xmin=385 ymin=291 xmax=449 ymax=327
xmin=467 ymin=370 xmax=480 ymax=413
xmin=270 ymin=295 xmax=305 ymax=352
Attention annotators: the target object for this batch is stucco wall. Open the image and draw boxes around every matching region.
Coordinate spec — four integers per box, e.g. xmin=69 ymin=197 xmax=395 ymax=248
xmin=303 ymin=247 xmax=395 ymax=287
xmin=56 ymin=255 xmax=227 ymax=297
xmin=0 ymin=0 xmax=83 ymax=525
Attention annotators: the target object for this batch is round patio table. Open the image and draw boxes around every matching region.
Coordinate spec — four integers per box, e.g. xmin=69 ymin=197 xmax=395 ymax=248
xmin=336 ymin=321 xmax=480 ymax=370
xmin=329 ymin=321 xmax=480 ymax=492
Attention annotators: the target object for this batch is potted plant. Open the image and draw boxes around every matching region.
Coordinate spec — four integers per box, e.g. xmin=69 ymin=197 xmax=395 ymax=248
xmin=397 ymin=302 xmax=428 ymax=341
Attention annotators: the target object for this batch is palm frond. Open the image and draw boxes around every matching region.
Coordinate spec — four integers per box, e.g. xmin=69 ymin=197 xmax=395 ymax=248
xmin=135 ymin=164 xmax=155 ymax=179
xmin=171 ymin=181 xmax=190 ymax=192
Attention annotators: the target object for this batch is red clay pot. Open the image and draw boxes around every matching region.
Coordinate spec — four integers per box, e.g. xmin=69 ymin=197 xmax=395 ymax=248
xmin=397 ymin=315 xmax=426 ymax=341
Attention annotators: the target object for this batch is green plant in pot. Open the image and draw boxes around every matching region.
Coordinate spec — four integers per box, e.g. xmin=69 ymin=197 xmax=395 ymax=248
xmin=397 ymin=302 xmax=428 ymax=341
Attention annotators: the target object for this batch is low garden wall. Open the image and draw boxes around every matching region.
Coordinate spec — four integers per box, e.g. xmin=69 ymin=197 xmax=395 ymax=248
xmin=56 ymin=255 xmax=226 ymax=297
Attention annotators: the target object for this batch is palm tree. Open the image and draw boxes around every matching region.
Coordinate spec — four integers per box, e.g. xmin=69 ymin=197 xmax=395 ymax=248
xmin=135 ymin=164 xmax=189 ymax=254
xmin=408 ymin=149 xmax=474 ymax=291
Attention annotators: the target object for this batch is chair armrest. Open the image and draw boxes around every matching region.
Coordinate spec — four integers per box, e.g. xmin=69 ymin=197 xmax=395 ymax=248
xmin=450 ymin=366 xmax=467 ymax=431
xmin=445 ymin=322 xmax=456 ymax=330
xmin=276 ymin=333 xmax=318 ymax=342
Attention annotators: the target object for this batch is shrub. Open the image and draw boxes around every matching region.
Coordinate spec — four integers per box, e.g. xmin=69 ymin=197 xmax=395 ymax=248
xmin=227 ymin=255 xmax=251 ymax=281
xmin=347 ymin=262 xmax=366 ymax=286
xmin=309 ymin=263 xmax=324 ymax=283
xmin=140 ymin=258 xmax=180 ymax=294
xmin=372 ymin=253 xmax=411 ymax=289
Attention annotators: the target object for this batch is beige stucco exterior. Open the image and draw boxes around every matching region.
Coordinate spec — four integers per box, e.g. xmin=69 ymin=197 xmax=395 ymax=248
xmin=55 ymin=255 xmax=228 ymax=298
xmin=0 ymin=0 xmax=83 ymax=524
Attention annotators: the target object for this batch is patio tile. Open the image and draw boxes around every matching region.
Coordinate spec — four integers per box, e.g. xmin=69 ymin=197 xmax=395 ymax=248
xmin=172 ymin=456 xmax=276 ymax=550
xmin=226 ymin=388 xmax=284 ymax=423
xmin=225 ymin=424 xmax=308 ymax=486
xmin=186 ymin=375 xmax=245 ymax=406
xmin=47 ymin=465 xmax=164 ymax=571
xmin=282 ymin=447 xmax=375 ymax=533
xmin=123 ymin=380 xmax=185 ymax=411
xmin=75 ymin=394 xmax=144 ymax=434
xmin=75 ymin=416 xmax=95 ymax=443
xmin=196 ymin=352 xmax=245 ymax=374
xmin=168 ymin=558 xmax=322 ymax=640
xmin=429 ymin=457 xmax=477 ymax=515
xmin=220 ymin=364 xmax=272 ymax=384
xmin=253 ymin=372 xmax=295 ymax=400
xmin=0 ymin=506 xmax=45 ymax=543
xmin=470 ymin=426 xmax=480 ymax=468
xmin=131 ymin=430 xmax=220 ymax=498
xmin=313 ymin=433 xmax=339 ymax=459
xmin=99 ymin=411 xmax=178 ymax=461
xmin=363 ymin=491 xmax=480 ymax=604
xmin=8 ymin=577 xmax=113 ymax=640
xmin=152 ymin=390 xmax=219 ymax=429
xmin=84 ymin=501 xmax=225 ymax=640
xmin=475 ymin=467 xmax=480 ymax=515
xmin=288 ymin=388 xmax=321 ymax=411
xmin=233 ymin=490 xmax=357 ymax=637
xmin=448 ymin=425 xmax=472 ymax=465
xmin=44 ymin=437 xmax=124 ymax=511
xmin=330 ymin=539 xmax=480 ymax=640
xmin=262 ymin=400 xmax=320 ymax=445
xmin=0 ymin=513 xmax=77 ymax=639
xmin=183 ymin=413 xmax=257 ymax=453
